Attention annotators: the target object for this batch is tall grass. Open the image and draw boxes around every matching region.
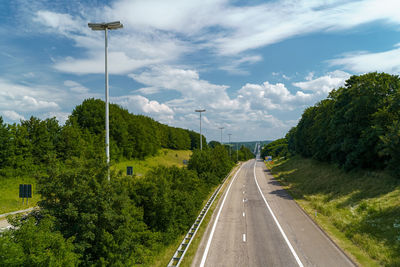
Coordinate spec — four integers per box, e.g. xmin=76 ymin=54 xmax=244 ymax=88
xmin=0 ymin=176 xmax=40 ymax=214
xmin=270 ymin=156 xmax=400 ymax=266
xmin=0 ymin=149 xmax=191 ymax=215
xmin=112 ymin=149 xmax=192 ymax=176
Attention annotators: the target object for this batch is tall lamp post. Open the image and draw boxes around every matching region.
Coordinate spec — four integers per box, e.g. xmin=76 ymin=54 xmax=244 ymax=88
xmin=195 ymin=109 xmax=206 ymax=150
xmin=228 ymin=133 xmax=232 ymax=158
xmin=88 ymin=21 xmax=123 ymax=180
xmin=218 ymin=127 xmax=224 ymax=144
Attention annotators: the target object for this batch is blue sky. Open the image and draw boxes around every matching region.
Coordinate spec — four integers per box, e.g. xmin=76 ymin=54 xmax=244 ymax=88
xmin=0 ymin=0 xmax=400 ymax=142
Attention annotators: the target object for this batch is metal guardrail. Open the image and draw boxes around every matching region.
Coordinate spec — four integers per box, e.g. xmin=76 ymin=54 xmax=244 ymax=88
xmin=167 ymin=165 xmax=239 ymax=267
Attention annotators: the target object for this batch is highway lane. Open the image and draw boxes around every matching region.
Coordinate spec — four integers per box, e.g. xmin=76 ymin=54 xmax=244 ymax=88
xmin=192 ymin=158 xmax=355 ymax=267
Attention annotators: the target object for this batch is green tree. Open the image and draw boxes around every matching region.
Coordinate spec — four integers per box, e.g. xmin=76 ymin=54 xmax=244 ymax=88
xmin=0 ymin=214 xmax=79 ymax=267
xmin=38 ymin=159 xmax=158 ymax=265
xmin=0 ymin=116 xmax=11 ymax=168
xmin=135 ymin=166 xmax=207 ymax=243
xmin=208 ymin=140 xmax=221 ymax=148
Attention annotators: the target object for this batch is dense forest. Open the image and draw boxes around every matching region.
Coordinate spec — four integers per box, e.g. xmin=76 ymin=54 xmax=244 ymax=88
xmin=0 ymin=98 xmax=254 ymax=265
xmin=262 ymin=72 xmax=400 ymax=178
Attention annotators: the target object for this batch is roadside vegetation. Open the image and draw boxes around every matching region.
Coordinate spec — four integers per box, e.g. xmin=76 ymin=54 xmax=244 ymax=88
xmin=0 ymin=149 xmax=191 ymax=215
xmin=261 ymin=72 xmax=400 ymax=266
xmin=0 ymin=176 xmax=40 ymax=214
xmin=270 ymin=156 xmax=400 ymax=266
xmin=0 ymin=146 xmax=236 ymax=266
xmin=113 ymin=149 xmax=192 ymax=177
xmin=287 ymin=72 xmax=400 ymax=175
xmin=260 ymin=137 xmax=290 ymax=160
xmin=0 ymin=97 xmax=255 ymax=266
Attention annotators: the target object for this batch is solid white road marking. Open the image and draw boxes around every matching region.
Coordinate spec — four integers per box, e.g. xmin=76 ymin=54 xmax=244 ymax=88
xmin=243 ymin=233 xmax=246 ymax=242
xmin=199 ymin=163 xmax=245 ymax=267
xmin=253 ymin=159 xmax=304 ymax=267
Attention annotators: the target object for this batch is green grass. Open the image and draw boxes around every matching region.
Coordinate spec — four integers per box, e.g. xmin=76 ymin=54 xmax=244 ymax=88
xmin=0 ymin=176 xmax=40 ymax=214
xmin=144 ymin=233 xmax=185 ymax=267
xmin=112 ymin=149 xmax=192 ymax=176
xmin=0 ymin=149 xmax=191 ymax=215
xmin=269 ymin=156 xmax=400 ymax=266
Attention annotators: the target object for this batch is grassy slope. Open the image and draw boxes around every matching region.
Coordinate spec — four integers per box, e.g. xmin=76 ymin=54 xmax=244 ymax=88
xmin=268 ymin=156 xmax=400 ymax=266
xmin=0 ymin=149 xmax=191 ymax=215
xmin=0 ymin=176 xmax=40 ymax=214
xmin=112 ymin=149 xmax=192 ymax=176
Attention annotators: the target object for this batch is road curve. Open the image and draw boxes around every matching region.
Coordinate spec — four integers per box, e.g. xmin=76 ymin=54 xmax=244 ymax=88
xmin=192 ymin=159 xmax=355 ymax=267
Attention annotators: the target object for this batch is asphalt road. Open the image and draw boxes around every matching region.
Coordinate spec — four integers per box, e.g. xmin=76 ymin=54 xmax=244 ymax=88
xmin=192 ymin=158 xmax=356 ymax=267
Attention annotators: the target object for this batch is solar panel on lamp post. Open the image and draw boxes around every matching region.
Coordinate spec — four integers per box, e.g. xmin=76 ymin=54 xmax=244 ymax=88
xmin=195 ymin=109 xmax=206 ymax=150
xmin=88 ymin=21 xmax=123 ymax=181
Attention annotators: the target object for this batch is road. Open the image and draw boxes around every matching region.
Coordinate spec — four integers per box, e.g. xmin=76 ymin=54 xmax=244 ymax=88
xmin=0 ymin=207 xmax=36 ymax=232
xmin=192 ymin=158 xmax=355 ymax=267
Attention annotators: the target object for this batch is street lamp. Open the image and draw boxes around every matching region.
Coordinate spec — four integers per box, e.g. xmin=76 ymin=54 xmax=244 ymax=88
xmin=228 ymin=133 xmax=232 ymax=158
xmin=218 ymin=127 xmax=224 ymax=144
xmin=88 ymin=21 xmax=123 ymax=180
xmin=195 ymin=109 xmax=206 ymax=150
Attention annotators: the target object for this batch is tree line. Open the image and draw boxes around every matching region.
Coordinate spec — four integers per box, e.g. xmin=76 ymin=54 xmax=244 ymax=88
xmin=264 ymin=72 xmax=400 ymax=178
xmin=0 ymin=97 xmax=255 ymax=265
xmin=0 ymin=98 xmax=206 ymax=177
xmin=260 ymin=138 xmax=290 ymax=160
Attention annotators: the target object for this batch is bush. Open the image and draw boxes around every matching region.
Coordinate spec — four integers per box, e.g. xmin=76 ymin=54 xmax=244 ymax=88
xmin=0 ymin=214 xmax=79 ymax=266
xmin=38 ymin=159 xmax=159 ymax=265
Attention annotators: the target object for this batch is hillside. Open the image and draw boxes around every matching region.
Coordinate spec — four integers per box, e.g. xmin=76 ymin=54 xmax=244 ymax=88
xmin=0 ymin=97 xmax=209 ymax=217
xmin=0 ymin=149 xmax=192 ymax=215
xmin=268 ymin=156 xmax=400 ymax=266
xmin=113 ymin=149 xmax=192 ymax=177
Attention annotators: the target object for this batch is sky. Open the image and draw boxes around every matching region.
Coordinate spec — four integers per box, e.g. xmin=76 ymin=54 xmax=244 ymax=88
xmin=0 ymin=0 xmax=400 ymax=142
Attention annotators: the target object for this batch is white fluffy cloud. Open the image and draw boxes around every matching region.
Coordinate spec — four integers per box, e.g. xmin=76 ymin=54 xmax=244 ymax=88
xmin=22 ymin=0 xmax=400 ymax=139
xmin=0 ymin=78 xmax=101 ymax=124
xmin=0 ymin=79 xmax=59 ymax=112
xmin=113 ymin=95 xmax=174 ymax=123
xmin=237 ymin=81 xmax=314 ymax=111
xmin=2 ymin=110 xmax=25 ymax=121
xmin=129 ymin=65 xmax=235 ymax=112
xmin=124 ymin=66 xmax=343 ymax=140
xmin=64 ymin=80 xmax=89 ymax=93
xmin=33 ymin=10 xmax=83 ymax=34
xmin=42 ymin=111 xmax=70 ymax=125
xmin=328 ymin=47 xmax=400 ymax=74
xmin=32 ymin=0 xmax=400 ymax=74
xmin=293 ymin=70 xmax=350 ymax=93
xmin=212 ymin=0 xmax=400 ymax=55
